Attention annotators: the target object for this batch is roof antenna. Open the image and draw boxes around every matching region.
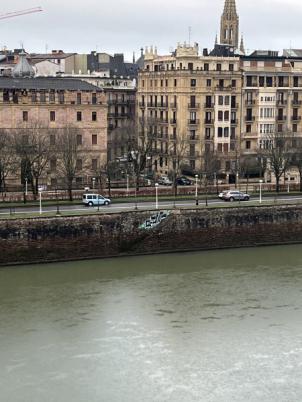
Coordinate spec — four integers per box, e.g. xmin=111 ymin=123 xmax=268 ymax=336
xmin=188 ymin=26 xmax=192 ymax=46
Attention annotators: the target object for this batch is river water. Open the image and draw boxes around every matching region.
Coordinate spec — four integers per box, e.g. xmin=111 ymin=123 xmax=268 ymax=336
xmin=1 ymin=246 xmax=302 ymax=402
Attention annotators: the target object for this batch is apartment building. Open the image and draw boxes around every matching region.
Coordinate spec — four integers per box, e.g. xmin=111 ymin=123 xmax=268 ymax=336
xmin=137 ymin=43 xmax=242 ymax=181
xmin=0 ymin=56 xmax=107 ymax=189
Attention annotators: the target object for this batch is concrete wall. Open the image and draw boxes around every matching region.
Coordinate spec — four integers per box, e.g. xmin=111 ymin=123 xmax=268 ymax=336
xmin=0 ymin=205 xmax=302 ymax=265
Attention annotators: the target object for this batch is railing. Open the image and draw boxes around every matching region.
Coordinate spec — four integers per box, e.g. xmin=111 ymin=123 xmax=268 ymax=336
xmin=170 ymin=119 xmax=177 ymax=124
xmin=245 ymin=100 xmax=256 ymax=106
xmin=188 ymin=135 xmax=200 ymax=141
xmin=245 ymin=116 xmax=255 ymax=122
xmin=204 ymin=119 xmax=214 ymax=124
xmin=204 ymin=103 xmax=215 ymax=108
xmin=277 ymin=100 xmax=287 ymax=106
xmin=188 ymin=103 xmax=200 ymax=109
xmin=188 ymin=119 xmax=200 ymax=125
xmin=291 ymin=116 xmax=301 ymax=121
xmin=277 ymin=115 xmax=287 ymax=121
xmin=292 ymin=100 xmax=302 ymax=106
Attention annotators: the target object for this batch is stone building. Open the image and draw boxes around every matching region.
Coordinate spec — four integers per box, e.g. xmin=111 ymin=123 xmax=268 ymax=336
xmin=137 ymin=43 xmax=242 ymax=181
xmin=0 ymin=55 xmax=107 ymax=189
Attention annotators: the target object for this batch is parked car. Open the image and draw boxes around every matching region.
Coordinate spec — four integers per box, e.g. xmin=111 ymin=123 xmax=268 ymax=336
xmin=176 ymin=177 xmax=192 ymax=186
xmin=220 ymin=190 xmax=250 ymax=202
xmin=158 ymin=176 xmax=173 ymax=186
xmin=82 ymin=193 xmax=111 ymax=207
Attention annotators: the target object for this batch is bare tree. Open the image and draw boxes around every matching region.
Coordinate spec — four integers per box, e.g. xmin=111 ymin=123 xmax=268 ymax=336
xmin=0 ymin=129 xmax=16 ymax=194
xmin=290 ymin=137 xmax=302 ymax=191
xmin=240 ymin=156 xmax=259 ymax=193
xmin=259 ymin=131 xmax=293 ymax=192
xmin=14 ymin=123 xmax=55 ymax=198
xmin=202 ymin=145 xmax=221 ymax=199
xmin=169 ymin=132 xmax=189 ymax=195
xmin=56 ymin=126 xmax=86 ymax=201
xmin=114 ymin=118 xmax=156 ymax=191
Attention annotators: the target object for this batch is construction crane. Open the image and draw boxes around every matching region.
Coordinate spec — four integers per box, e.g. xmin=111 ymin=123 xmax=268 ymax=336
xmin=0 ymin=7 xmax=43 ymax=21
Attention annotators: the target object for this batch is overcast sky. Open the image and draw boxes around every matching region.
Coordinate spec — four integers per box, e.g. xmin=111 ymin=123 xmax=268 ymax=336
xmin=0 ymin=0 xmax=302 ymax=61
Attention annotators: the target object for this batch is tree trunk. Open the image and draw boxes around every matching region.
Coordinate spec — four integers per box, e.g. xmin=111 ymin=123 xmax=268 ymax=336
xmin=68 ymin=179 xmax=73 ymax=201
xmin=136 ymin=174 xmax=140 ymax=192
xmin=299 ymin=171 xmax=302 ymax=192
xmin=276 ymin=176 xmax=280 ymax=193
xmin=107 ymin=175 xmax=111 ymax=198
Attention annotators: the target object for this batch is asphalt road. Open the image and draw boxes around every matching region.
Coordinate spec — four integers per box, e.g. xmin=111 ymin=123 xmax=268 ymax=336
xmin=1 ymin=194 xmax=302 ymax=216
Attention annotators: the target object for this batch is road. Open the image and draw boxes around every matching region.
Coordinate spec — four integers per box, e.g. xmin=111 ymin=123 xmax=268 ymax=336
xmin=1 ymin=194 xmax=302 ymax=216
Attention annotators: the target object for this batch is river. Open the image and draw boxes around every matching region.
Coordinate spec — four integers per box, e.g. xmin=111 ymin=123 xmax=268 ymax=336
xmin=1 ymin=245 xmax=302 ymax=402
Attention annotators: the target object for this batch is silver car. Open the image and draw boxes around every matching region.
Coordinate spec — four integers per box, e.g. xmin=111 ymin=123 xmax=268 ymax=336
xmin=221 ymin=190 xmax=250 ymax=202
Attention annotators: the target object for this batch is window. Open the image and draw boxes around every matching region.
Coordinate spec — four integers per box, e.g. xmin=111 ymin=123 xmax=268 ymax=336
xmin=174 ymin=79 xmax=177 ymax=87
xmin=218 ymin=127 xmax=223 ymax=137
xmin=50 ymin=159 xmax=57 ymax=171
xmin=49 ymin=91 xmax=55 ymax=103
xmin=246 ymin=141 xmax=251 ymax=150
xmin=50 ymin=111 xmax=56 ymax=121
xmin=92 ymin=134 xmax=98 ymax=145
xmin=246 ymin=125 xmax=251 ymax=133
xmin=31 ymin=91 xmax=37 ymax=103
xmin=206 ymin=79 xmax=211 ymax=87
xmin=224 ymin=111 xmax=229 ymax=121
xmin=58 ymin=91 xmax=64 ymax=104
xmin=92 ymin=112 xmax=97 ymax=121
xmin=77 ymin=111 xmax=82 ymax=121
xmin=229 ymin=64 xmax=234 ymax=72
xmin=294 ymin=76 xmax=299 ymax=87
xmin=218 ymin=111 xmax=223 ymax=121
xmin=50 ymin=134 xmax=56 ymax=145
xmin=293 ymin=124 xmax=298 ymax=133
xmin=205 ymin=127 xmax=211 ymax=139
xmin=23 ymin=111 xmax=28 ymax=122
xmin=76 ymin=134 xmax=82 ymax=145
xmin=218 ymin=96 xmax=224 ymax=105
xmin=224 ymin=127 xmax=229 ymax=137
xmin=76 ymin=159 xmax=82 ymax=170
xmin=40 ymin=91 xmax=46 ymax=103
xmin=216 ymin=63 xmax=222 ymax=71
xmin=204 ymin=63 xmax=209 ymax=71
xmin=219 ymin=79 xmax=224 ymax=88
xmin=191 ymin=79 xmax=196 ymax=87
xmin=92 ymin=93 xmax=97 ymax=104
xmin=92 ymin=159 xmax=98 ymax=171
xmin=231 ymin=80 xmax=236 ymax=88
xmin=77 ymin=93 xmax=82 ymax=104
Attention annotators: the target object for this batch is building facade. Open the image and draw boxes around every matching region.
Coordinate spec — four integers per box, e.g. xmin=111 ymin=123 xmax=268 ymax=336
xmin=137 ymin=43 xmax=242 ymax=181
xmin=0 ymin=76 xmax=107 ymax=189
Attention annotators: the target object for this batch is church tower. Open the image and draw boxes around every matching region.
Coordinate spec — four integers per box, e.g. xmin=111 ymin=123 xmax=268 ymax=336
xmin=220 ymin=0 xmax=239 ymax=49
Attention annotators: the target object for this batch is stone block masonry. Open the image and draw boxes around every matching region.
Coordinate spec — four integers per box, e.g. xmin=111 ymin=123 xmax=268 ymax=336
xmin=0 ymin=205 xmax=302 ymax=265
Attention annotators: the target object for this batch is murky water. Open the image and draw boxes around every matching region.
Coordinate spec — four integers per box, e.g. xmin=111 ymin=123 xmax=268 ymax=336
xmin=1 ymin=246 xmax=302 ymax=401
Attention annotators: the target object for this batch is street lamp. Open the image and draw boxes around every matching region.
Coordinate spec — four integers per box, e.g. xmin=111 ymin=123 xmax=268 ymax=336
xmin=39 ymin=186 xmax=43 ymax=215
xmin=25 ymin=177 xmax=28 ymax=196
xmin=155 ymin=183 xmax=159 ymax=210
xmin=287 ymin=175 xmax=290 ymax=193
xmin=259 ymin=180 xmax=263 ymax=204
xmin=92 ymin=177 xmax=96 ymax=190
xmin=195 ymin=174 xmax=199 ymax=206
xmin=126 ymin=173 xmax=129 ymax=196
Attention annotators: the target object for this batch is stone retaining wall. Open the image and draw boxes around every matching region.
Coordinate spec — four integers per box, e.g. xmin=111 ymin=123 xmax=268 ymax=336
xmin=0 ymin=205 xmax=302 ymax=265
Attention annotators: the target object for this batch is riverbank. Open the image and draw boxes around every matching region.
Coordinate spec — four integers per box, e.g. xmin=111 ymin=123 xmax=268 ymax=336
xmin=1 ymin=204 xmax=302 ymax=265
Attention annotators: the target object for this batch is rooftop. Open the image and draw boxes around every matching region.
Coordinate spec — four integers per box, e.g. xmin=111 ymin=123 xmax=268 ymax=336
xmin=0 ymin=77 xmax=102 ymax=91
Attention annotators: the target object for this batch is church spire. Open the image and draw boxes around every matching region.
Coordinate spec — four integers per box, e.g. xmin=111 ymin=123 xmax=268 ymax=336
xmin=220 ymin=0 xmax=239 ymax=49
xmin=240 ymin=35 xmax=245 ymax=54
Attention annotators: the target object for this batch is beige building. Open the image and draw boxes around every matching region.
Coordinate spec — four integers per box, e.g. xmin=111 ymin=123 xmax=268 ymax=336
xmin=137 ymin=43 xmax=242 ymax=181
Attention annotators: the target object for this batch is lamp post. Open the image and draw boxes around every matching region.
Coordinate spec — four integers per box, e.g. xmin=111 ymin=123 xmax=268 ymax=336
xmin=155 ymin=183 xmax=159 ymax=210
xmin=39 ymin=187 xmax=43 ymax=215
xmin=259 ymin=180 xmax=263 ymax=204
xmin=236 ymin=172 xmax=239 ymax=190
xmin=92 ymin=177 xmax=96 ymax=190
xmin=25 ymin=177 xmax=28 ymax=196
xmin=126 ymin=174 xmax=129 ymax=196
xmin=195 ymin=174 xmax=199 ymax=206
xmin=287 ymin=175 xmax=290 ymax=193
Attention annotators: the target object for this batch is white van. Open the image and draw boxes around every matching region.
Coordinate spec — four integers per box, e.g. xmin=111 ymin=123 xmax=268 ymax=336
xmin=82 ymin=194 xmax=111 ymax=207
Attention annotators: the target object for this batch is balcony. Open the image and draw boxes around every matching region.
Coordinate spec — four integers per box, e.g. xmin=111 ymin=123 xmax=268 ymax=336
xmin=292 ymin=100 xmax=302 ymax=106
xmin=188 ymin=119 xmax=200 ymax=126
xmin=277 ymin=100 xmax=287 ymax=106
xmin=291 ymin=116 xmax=301 ymax=122
xmin=139 ymin=102 xmax=145 ymax=108
xmin=158 ymin=103 xmax=168 ymax=109
xmin=204 ymin=119 xmax=214 ymax=125
xmin=231 ymin=119 xmax=238 ymax=125
xmin=245 ymin=100 xmax=256 ymax=106
xmin=245 ymin=116 xmax=255 ymax=122
xmin=231 ymin=103 xmax=239 ymax=109
xmin=159 ymin=119 xmax=169 ymax=125
xmin=204 ymin=103 xmax=215 ymax=108
xmin=188 ymin=135 xmax=199 ymax=141
xmin=170 ymin=119 xmax=177 ymax=125
xmin=188 ymin=103 xmax=200 ymax=109
xmin=277 ymin=115 xmax=287 ymax=121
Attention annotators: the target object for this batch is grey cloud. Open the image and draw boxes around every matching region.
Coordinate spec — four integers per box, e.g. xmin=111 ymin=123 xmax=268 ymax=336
xmin=0 ymin=0 xmax=302 ymax=59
